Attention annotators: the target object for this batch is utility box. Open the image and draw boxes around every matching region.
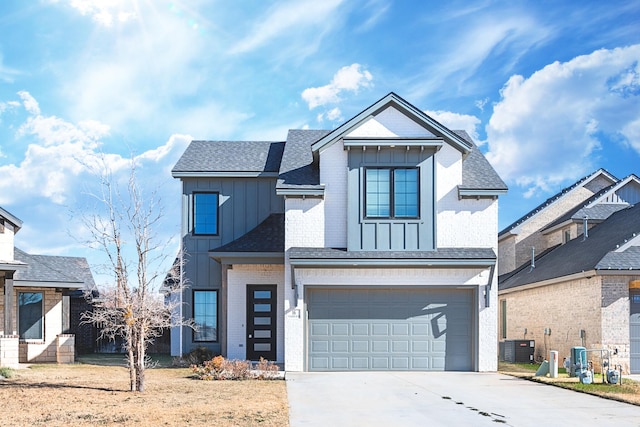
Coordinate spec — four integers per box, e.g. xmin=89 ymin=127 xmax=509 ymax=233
xmin=499 ymin=340 xmax=535 ymax=363
xmin=570 ymin=346 xmax=587 ymax=377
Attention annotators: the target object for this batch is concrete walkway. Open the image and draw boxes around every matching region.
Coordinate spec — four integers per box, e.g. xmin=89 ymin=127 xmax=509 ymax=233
xmin=287 ymin=372 xmax=640 ymax=427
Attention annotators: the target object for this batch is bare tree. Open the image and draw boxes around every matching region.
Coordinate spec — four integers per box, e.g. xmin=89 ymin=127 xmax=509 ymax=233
xmin=79 ymin=157 xmax=191 ymax=392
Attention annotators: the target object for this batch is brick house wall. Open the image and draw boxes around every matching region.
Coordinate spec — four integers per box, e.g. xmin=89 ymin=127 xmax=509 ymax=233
xmin=500 ymin=274 xmax=640 ymax=372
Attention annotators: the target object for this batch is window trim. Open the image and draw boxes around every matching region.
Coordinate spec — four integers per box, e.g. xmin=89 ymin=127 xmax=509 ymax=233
xmin=364 ymin=167 xmax=420 ymax=219
xmin=192 ymin=290 xmax=219 ymax=343
xmin=192 ymin=192 xmax=219 ymax=236
xmin=18 ymin=291 xmax=44 ymax=340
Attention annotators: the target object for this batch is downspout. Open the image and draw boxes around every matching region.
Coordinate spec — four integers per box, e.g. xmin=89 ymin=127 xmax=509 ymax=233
xmin=485 ymin=263 xmax=495 ymax=307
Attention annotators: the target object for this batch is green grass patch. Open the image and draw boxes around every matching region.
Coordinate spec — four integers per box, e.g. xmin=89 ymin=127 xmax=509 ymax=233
xmin=549 ymin=380 xmax=638 ymax=395
xmin=0 ymin=366 xmax=15 ymax=378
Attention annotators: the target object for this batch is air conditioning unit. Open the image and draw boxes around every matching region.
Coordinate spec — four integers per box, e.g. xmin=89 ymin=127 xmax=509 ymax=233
xmin=499 ymin=340 xmax=535 ymax=363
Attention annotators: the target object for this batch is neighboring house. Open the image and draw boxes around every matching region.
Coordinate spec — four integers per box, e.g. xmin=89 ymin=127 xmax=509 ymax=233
xmin=498 ymin=172 xmax=640 ymax=373
xmin=171 ymin=92 xmax=507 ymax=371
xmin=0 ymin=207 xmax=95 ymax=366
xmin=498 ymin=169 xmax=617 ymax=276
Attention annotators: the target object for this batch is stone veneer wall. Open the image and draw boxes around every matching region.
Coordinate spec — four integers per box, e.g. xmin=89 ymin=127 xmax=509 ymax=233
xmin=0 ymin=335 xmax=19 ymax=367
xmin=56 ymin=334 xmax=75 ymax=363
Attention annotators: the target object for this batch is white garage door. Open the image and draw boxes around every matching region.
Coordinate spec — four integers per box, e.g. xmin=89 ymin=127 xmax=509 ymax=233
xmin=307 ymin=287 xmax=474 ymax=371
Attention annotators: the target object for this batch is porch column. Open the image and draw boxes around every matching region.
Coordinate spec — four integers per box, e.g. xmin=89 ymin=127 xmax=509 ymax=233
xmin=3 ymin=272 xmax=15 ymax=336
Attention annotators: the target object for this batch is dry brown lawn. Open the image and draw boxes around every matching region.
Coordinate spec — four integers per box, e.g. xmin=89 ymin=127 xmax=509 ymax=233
xmin=0 ymin=361 xmax=289 ymax=426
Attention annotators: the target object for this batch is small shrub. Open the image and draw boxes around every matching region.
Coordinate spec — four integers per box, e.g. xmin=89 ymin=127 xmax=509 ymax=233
xmin=254 ymin=357 xmax=280 ymax=380
xmin=192 ymin=356 xmax=280 ymax=380
xmin=0 ymin=367 xmax=15 ymax=379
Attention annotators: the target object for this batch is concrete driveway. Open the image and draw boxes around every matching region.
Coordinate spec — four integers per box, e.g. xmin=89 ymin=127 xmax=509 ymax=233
xmin=286 ymin=372 xmax=640 ymax=427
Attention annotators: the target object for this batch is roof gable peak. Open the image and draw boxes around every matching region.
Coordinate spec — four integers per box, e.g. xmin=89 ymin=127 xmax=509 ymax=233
xmin=310 ymin=92 xmax=473 ymax=154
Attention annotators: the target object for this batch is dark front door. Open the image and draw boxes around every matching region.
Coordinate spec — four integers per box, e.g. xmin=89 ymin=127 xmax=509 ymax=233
xmin=246 ymin=285 xmax=277 ymax=361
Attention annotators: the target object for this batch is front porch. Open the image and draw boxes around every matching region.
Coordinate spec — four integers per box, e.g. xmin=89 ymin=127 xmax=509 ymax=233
xmin=1 ymin=270 xmax=78 ymax=366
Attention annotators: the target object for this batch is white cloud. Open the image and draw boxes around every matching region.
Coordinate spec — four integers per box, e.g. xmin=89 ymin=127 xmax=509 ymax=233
xmin=406 ymin=11 xmax=553 ymax=101
xmin=66 ymin=0 xmax=138 ymax=26
xmin=0 ymin=92 xmax=189 ymax=206
xmin=485 ymin=45 xmax=640 ymax=195
xmin=229 ymin=0 xmax=345 ymax=54
xmin=424 ymin=110 xmax=481 ymax=143
xmin=302 ymin=64 xmax=373 ymax=109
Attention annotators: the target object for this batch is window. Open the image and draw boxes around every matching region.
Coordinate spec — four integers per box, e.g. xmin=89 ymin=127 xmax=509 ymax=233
xmin=193 ymin=193 xmax=218 ymax=235
xmin=365 ymin=168 xmax=418 ymax=218
xmin=19 ymin=292 xmax=43 ymax=340
xmin=563 ymin=229 xmax=571 ymax=244
xmin=500 ymin=299 xmax=507 ymax=340
xmin=193 ymin=290 xmax=217 ymax=342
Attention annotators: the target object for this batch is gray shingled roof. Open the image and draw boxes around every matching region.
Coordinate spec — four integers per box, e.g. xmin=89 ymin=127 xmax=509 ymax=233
xmin=276 ymin=129 xmax=330 ymax=190
xmin=500 ymin=204 xmax=640 ymax=291
xmin=499 ymin=168 xmax=617 ymax=237
xmin=289 ymin=247 xmax=496 ymax=261
xmin=210 ymin=214 xmax=284 ymax=254
xmin=13 ymin=248 xmax=95 ymax=288
xmin=456 ymin=131 xmax=507 ymax=192
xmin=172 ymin=140 xmax=285 ymax=174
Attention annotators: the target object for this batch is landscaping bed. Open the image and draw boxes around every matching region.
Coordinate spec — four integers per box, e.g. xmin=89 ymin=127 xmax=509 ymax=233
xmin=0 ymin=355 xmax=289 ymax=426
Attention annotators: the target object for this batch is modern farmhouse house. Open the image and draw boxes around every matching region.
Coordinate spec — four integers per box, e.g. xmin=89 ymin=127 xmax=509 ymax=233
xmin=171 ymin=92 xmax=507 ymax=371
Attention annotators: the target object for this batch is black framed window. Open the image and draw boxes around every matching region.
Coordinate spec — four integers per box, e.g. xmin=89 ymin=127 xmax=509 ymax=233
xmin=193 ymin=290 xmax=218 ymax=342
xmin=365 ymin=168 xmax=419 ymax=218
xmin=19 ymin=292 xmax=43 ymax=340
xmin=193 ymin=192 xmax=219 ymax=235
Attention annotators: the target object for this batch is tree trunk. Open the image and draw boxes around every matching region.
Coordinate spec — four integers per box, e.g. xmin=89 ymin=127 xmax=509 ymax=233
xmin=127 ymin=324 xmax=135 ymax=392
xmin=136 ymin=326 xmax=146 ymax=392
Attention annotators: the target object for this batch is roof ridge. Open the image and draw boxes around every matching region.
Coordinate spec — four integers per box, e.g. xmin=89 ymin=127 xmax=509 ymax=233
xmin=499 ymin=169 xmax=618 ymax=236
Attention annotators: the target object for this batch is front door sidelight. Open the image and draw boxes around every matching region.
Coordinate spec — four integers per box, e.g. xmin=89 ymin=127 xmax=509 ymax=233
xmin=246 ymin=285 xmax=277 ymax=361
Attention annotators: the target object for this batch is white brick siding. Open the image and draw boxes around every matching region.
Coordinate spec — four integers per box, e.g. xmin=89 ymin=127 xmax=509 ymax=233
xmin=320 ymin=142 xmax=347 ymax=248
xmin=285 ymin=198 xmax=325 ymax=248
xmin=226 ymin=264 xmax=285 ymax=363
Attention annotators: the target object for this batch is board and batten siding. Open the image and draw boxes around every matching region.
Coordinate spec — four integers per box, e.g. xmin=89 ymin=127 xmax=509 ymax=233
xmin=178 ymin=177 xmax=284 ymax=355
xmin=347 ymin=146 xmax=436 ymax=251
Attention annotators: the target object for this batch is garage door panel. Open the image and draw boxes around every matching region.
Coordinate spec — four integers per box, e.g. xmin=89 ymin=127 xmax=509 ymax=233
xmin=372 ymin=323 xmax=389 ymax=335
xmin=352 ymin=323 xmax=370 ymax=336
xmin=392 ymin=340 xmax=409 ymax=352
xmin=352 ymin=357 xmax=369 ymax=369
xmin=372 ymin=357 xmax=389 ymax=369
xmin=411 ymin=323 xmax=430 ymax=336
xmin=307 ymin=288 xmax=474 ymax=371
xmin=392 ymin=323 xmax=409 ymax=335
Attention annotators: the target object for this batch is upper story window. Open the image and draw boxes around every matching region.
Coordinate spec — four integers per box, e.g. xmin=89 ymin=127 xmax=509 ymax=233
xmin=365 ymin=168 xmax=419 ymax=218
xmin=193 ymin=192 xmax=219 ymax=235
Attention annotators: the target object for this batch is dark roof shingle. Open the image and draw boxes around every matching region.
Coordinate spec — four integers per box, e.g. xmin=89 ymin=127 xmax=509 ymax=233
xmin=500 ymin=204 xmax=640 ymax=291
xmin=172 ymin=140 xmax=285 ymax=174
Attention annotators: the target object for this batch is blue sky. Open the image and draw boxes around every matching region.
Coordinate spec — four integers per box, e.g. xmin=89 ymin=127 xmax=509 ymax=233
xmin=1 ymin=0 xmax=639 ymax=286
